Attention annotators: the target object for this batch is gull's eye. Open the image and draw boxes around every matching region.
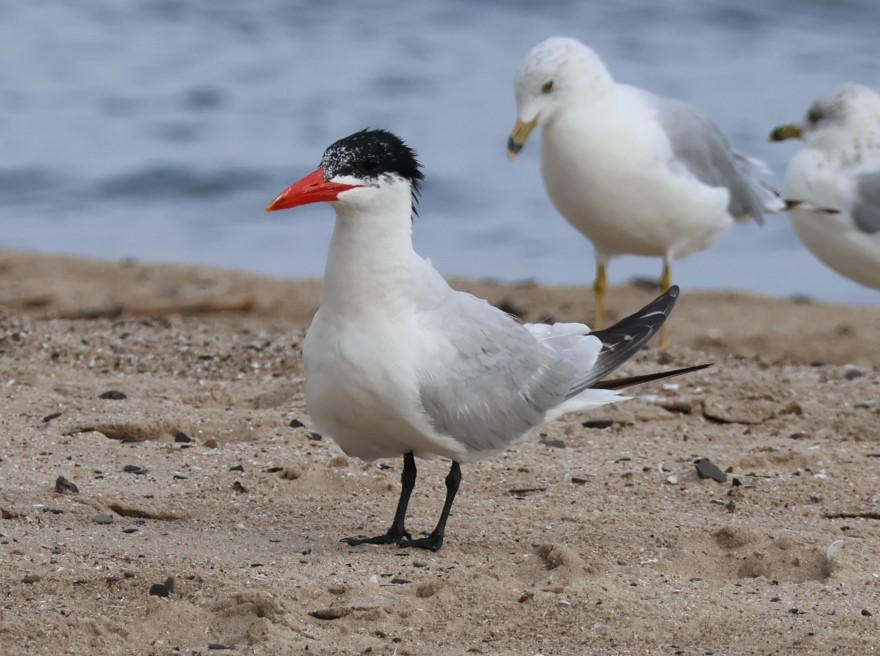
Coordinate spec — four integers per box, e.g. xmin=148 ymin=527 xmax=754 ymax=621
xmin=807 ymin=108 xmax=824 ymax=125
xmin=541 ymin=80 xmax=554 ymax=94
xmin=362 ymin=157 xmax=378 ymax=172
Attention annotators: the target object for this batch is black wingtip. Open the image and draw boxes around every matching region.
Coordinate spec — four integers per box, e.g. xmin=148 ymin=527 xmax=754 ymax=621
xmin=591 ymin=362 xmax=712 ymax=391
xmin=565 ymin=286 xmax=682 ymax=397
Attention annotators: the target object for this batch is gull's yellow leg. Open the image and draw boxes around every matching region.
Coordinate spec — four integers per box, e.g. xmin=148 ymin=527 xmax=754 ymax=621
xmin=593 ymin=262 xmax=607 ymax=329
xmin=658 ymin=260 xmax=672 ymax=348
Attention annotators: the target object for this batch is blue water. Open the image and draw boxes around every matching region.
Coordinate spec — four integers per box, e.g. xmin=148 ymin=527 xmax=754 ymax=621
xmin=2 ymin=0 xmax=879 ymax=304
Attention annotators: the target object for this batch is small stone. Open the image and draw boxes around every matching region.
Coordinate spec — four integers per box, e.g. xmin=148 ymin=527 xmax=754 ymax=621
xmin=229 ymin=464 xmax=244 ymax=472
xmin=540 ymin=438 xmax=566 ymax=449
xmin=308 ymin=432 xmax=323 ymax=441
xmin=309 ymin=607 xmax=351 ymax=620
xmin=123 ymin=465 xmax=148 ymax=475
xmin=232 ymin=481 xmax=248 ymax=493
xmin=289 ymin=418 xmax=305 ymax=428
xmin=42 ymin=412 xmax=62 ymax=423
xmin=582 ymin=419 xmax=613 ymax=429
xmin=203 ymin=438 xmax=219 ymax=448
xmin=149 ymin=583 xmax=170 ymax=598
xmin=208 ymin=645 xmax=233 ymax=651
xmin=571 ymin=477 xmax=588 ymax=485
xmin=55 ymin=476 xmax=79 ymax=495
xmin=862 ymin=609 xmax=873 ymax=617
xmin=844 ymin=368 xmax=864 ymax=380
xmin=122 ymin=527 xmax=139 ymax=534
xmin=94 ymin=514 xmax=114 ymax=524
xmin=21 ymin=574 xmax=40 ymax=584
xmin=695 ymin=458 xmax=727 ymax=483
xmin=390 ymin=577 xmax=410 ymax=585
xmin=174 ymin=431 xmax=192 ymax=443
xmin=99 ymin=390 xmax=127 ymax=400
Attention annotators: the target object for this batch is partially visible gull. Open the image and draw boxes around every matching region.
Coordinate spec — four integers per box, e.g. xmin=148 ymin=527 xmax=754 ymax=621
xmin=770 ymin=83 xmax=880 ymax=290
xmin=508 ymin=36 xmax=782 ymax=343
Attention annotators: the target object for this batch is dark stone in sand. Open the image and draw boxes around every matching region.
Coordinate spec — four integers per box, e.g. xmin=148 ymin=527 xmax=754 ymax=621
xmin=582 ymin=419 xmax=614 ymax=429
xmin=55 ymin=476 xmax=79 ymax=495
xmin=289 ymin=418 xmax=305 ymax=428
xmin=149 ymin=583 xmax=170 ymax=598
xmin=99 ymin=390 xmax=127 ymax=400
xmin=695 ymin=458 xmax=727 ymax=483
xmin=174 ymin=431 xmax=192 ymax=443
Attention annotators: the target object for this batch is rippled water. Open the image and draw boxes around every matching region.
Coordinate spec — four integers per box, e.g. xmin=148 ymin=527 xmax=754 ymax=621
xmin=2 ymin=0 xmax=878 ymax=304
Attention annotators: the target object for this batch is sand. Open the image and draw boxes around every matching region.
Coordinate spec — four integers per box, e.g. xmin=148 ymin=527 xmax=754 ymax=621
xmin=1 ymin=249 xmax=879 ymax=655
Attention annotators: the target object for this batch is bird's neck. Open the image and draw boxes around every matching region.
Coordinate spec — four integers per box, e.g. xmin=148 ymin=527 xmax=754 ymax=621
xmin=321 ymin=192 xmax=420 ymax=314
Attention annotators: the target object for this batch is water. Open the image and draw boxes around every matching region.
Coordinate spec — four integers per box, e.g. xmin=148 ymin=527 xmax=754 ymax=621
xmin=1 ymin=0 xmax=879 ymax=305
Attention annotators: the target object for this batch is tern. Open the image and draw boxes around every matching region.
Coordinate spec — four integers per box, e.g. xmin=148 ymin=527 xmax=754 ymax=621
xmin=267 ymin=128 xmax=707 ymax=551
xmin=508 ymin=37 xmax=781 ymax=344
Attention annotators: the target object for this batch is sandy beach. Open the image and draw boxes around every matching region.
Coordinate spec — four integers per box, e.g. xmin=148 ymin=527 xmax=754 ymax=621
xmin=1 ymin=248 xmax=879 ymax=655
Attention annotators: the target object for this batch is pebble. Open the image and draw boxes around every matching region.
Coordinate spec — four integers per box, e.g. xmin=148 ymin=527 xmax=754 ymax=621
xmin=208 ymin=645 xmax=233 ymax=651
xmin=21 ymin=574 xmax=41 ymax=584
xmin=42 ymin=412 xmax=62 ymax=423
xmin=310 ymin=607 xmax=351 ymax=620
xmin=308 ymin=432 xmax=323 ymax=441
xmin=149 ymin=583 xmax=170 ymax=598
xmin=695 ymin=458 xmax=728 ymax=483
xmin=174 ymin=431 xmax=192 ymax=443
xmin=55 ymin=476 xmax=79 ymax=495
xmin=582 ymin=419 xmax=613 ymax=429
xmin=123 ymin=465 xmax=149 ymax=475
xmin=94 ymin=514 xmax=114 ymax=524
xmin=122 ymin=527 xmax=139 ymax=534
xmin=99 ymin=390 xmax=127 ymax=400
xmin=862 ymin=609 xmax=872 ymax=617
xmin=540 ymin=438 xmax=566 ymax=449
xmin=289 ymin=418 xmax=305 ymax=428
xmin=844 ymin=368 xmax=864 ymax=380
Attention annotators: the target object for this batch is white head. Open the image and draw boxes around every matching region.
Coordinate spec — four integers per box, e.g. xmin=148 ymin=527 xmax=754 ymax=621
xmin=769 ymin=83 xmax=880 ymax=150
xmin=508 ymin=37 xmax=614 ymax=159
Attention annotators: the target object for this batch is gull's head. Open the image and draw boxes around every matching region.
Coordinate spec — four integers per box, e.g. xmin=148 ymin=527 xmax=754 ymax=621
xmin=266 ymin=129 xmax=424 ymax=217
xmin=769 ymin=84 xmax=880 ymax=149
xmin=508 ymin=37 xmax=613 ymax=161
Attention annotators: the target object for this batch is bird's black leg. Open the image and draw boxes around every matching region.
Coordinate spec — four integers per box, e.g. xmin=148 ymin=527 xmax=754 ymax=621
xmin=342 ymin=452 xmax=417 ymax=546
xmin=399 ymin=461 xmax=461 ymax=551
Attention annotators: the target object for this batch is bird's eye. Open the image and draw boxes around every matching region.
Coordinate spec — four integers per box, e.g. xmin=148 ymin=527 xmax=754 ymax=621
xmin=541 ymin=80 xmax=554 ymax=94
xmin=807 ymin=108 xmax=824 ymax=125
xmin=362 ymin=158 xmax=378 ymax=172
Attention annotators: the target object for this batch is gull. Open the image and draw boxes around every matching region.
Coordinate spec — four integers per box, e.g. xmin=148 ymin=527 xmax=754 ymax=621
xmin=769 ymin=83 xmax=880 ymax=290
xmin=266 ymin=128 xmax=707 ymax=551
xmin=507 ymin=37 xmax=781 ymax=343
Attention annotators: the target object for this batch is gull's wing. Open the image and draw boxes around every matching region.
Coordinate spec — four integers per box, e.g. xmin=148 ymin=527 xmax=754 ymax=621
xmin=416 ymin=294 xmax=588 ymax=453
xmin=853 ymin=171 xmax=880 ymax=234
xmin=628 ymin=87 xmax=779 ymax=224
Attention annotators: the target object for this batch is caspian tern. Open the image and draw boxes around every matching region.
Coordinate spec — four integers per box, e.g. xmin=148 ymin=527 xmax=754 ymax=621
xmin=508 ymin=37 xmax=782 ymax=344
xmin=267 ymin=128 xmax=707 ymax=551
xmin=770 ymin=83 xmax=880 ymax=290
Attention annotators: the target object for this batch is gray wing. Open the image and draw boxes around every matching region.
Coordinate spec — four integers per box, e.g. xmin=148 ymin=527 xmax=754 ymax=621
xmin=643 ymin=91 xmax=776 ymax=224
xmin=416 ymin=295 xmax=577 ymax=453
xmin=852 ymin=171 xmax=880 ymax=234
